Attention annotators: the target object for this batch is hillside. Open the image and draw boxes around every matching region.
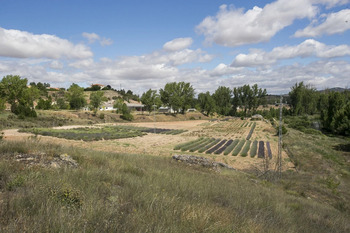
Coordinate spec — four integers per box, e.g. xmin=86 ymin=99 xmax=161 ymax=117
xmin=0 ymin=110 xmax=349 ymax=232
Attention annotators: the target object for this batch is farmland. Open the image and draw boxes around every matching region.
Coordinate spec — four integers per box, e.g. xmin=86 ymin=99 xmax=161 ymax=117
xmin=3 ymin=118 xmax=290 ymax=171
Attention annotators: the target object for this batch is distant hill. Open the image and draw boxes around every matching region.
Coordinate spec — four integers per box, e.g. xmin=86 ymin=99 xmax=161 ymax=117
xmin=318 ymin=87 xmax=348 ymax=93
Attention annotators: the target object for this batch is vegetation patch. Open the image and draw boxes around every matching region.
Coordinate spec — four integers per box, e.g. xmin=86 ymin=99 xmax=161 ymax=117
xmin=223 ymin=139 xmax=239 ymax=155
xmin=232 ymin=140 xmax=245 ymax=156
xmin=240 ymin=140 xmax=251 ymax=157
xmin=258 ymin=141 xmax=265 ymax=158
xmin=250 ymin=140 xmax=258 ymax=158
xmin=246 ymin=122 xmax=256 ymax=140
xmin=206 ymin=139 xmax=227 ymax=154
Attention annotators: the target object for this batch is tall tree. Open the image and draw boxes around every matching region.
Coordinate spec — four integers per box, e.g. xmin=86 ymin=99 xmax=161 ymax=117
xmin=289 ymin=82 xmax=317 ymax=115
xmin=65 ymin=83 xmax=87 ymax=110
xmin=213 ymin=86 xmax=232 ymax=116
xmin=0 ymin=75 xmax=39 ymax=117
xmin=232 ymin=84 xmax=266 ymax=115
xmin=141 ymin=89 xmax=161 ymax=113
xmin=159 ymin=82 xmax=195 ymax=114
xmin=89 ymin=91 xmax=107 ymax=110
xmin=198 ymin=91 xmax=216 ymax=116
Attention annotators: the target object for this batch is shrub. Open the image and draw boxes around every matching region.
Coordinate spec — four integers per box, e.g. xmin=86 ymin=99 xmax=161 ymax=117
xmin=99 ymin=113 xmax=105 ymax=119
xmin=121 ymin=113 xmax=134 ymax=121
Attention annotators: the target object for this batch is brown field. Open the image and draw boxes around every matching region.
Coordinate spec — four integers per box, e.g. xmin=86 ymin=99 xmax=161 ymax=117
xmin=3 ymin=118 xmax=293 ymax=171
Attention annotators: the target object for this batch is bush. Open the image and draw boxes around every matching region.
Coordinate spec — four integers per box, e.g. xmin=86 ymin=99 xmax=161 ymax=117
xmin=121 ymin=113 xmax=134 ymax=121
xmin=99 ymin=113 xmax=105 ymax=119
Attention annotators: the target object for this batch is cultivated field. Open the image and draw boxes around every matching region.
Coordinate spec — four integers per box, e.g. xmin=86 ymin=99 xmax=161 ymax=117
xmin=3 ymin=118 xmax=293 ymax=171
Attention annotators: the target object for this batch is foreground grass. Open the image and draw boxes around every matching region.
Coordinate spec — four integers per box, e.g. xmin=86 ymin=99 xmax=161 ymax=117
xmin=282 ymin=128 xmax=350 ymax=214
xmin=0 ymin=139 xmax=349 ymax=232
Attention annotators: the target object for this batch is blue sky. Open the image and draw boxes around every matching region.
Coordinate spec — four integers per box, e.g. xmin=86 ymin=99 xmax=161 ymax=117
xmin=1 ymin=0 xmax=350 ymax=94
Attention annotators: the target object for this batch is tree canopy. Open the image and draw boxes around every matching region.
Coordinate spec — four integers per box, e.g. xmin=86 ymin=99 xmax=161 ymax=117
xmin=65 ymin=83 xmax=87 ymax=110
xmin=159 ymin=82 xmax=195 ymax=114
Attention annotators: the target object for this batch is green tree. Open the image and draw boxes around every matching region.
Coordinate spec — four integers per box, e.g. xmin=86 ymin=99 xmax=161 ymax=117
xmin=213 ymin=86 xmax=232 ymax=116
xmin=159 ymin=82 xmax=195 ymax=114
xmin=56 ymin=98 xmax=69 ymax=109
xmin=232 ymin=84 xmax=266 ymax=115
xmin=113 ymin=97 xmax=125 ymax=114
xmin=0 ymin=75 xmax=39 ymax=117
xmin=0 ymin=98 xmax=6 ymax=111
xmin=89 ymin=91 xmax=107 ymax=110
xmin=198 ymin=91 xmax=216 ymax=116
xmin=141 ymin=89 xmax=161 ymax=113
xmin=65 ymin=83 xmax=87 ymax=110
xmin=289 ymin=82 xmax=317 ymax=115
xmin=36 ymin=96 xmax=53 ymax=110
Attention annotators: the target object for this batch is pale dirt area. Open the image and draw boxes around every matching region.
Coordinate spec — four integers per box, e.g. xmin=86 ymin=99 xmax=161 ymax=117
xmin=2 ymin=119 xmax=294 ymax=171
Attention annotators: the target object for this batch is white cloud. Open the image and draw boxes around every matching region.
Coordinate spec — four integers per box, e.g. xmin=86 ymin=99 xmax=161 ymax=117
xmin=82 ymin=32 xmax=113 ymax=46
xmin=232 ymin=39 xmax=350 ymax=67
xmin=100 ymin=37 xmax=113 ymax=46
xmin=82 ymin=32 xmax=100 ymax=43
xmin=163 ymin=37 xmax=193 ymax=51
xmin=196 ymin=1 xmax=317 ymax=47
xmin=294 ymin=9 xmax=350 ymax=37
xmin=0 ymin=27 xmax=93 ymax=59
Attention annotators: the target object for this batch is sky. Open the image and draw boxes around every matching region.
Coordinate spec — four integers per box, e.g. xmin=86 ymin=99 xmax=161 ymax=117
xmin=0 ymin=0 xmax=350 ymax=95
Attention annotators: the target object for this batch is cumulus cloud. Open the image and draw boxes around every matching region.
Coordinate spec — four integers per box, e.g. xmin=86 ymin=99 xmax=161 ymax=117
xmin=0 ymin=27 xmax=93 ymax=59
xmin=82 ymin=32 xmax=113 ymax=46
xmin=196 ymin=0 xmax=317 ymax=47
xmin=294 ymin=9 xmax=350 ymax=37
xmin=163 ymin=37 xmax=193 ymax=51
xmin=82 ymin=32 xmax=100 ymax=43
xmin=232 ymin=39 xmax=350 ymax=67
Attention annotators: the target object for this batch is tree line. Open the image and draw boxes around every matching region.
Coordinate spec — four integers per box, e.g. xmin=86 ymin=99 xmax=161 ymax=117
xmin=0 ymin=75 xmax=349 ymax=135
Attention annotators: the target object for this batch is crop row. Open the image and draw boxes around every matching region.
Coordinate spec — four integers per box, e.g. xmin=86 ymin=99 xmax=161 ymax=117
xmin=21 ymin=126 xmax=146 ymax=141
xmin=20 ymin=125 xmax=187 ymax=141
xmin=245 ymin=123 xmax=256 ymax=140
xmin=174 ymin=138 xmax=273 ymax=158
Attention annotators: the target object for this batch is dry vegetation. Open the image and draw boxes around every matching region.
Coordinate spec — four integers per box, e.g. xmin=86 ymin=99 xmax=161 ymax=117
xmin=0 ymin=111 xmax=349 ymax=232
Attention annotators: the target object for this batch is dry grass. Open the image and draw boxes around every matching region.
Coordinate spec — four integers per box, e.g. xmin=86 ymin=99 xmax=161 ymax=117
xmin=0 ymin=138 xmax=349 ymax=232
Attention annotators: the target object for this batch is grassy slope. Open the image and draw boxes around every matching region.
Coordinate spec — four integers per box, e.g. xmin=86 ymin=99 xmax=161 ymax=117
xmin=281 ymin=128 xmax=350 ymax=214
xmin=0 ymin=138 xmax=349 ymax=232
